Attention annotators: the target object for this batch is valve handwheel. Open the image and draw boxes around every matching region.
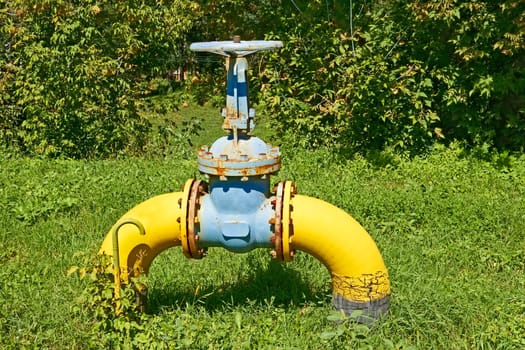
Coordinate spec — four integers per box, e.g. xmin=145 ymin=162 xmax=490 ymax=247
xmin=190 ymin=37 xmax=283 ymax=57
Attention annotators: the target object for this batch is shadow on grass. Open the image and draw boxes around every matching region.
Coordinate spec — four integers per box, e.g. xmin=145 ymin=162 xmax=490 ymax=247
xmin=146 ymin=258 xmax=330 ymax=314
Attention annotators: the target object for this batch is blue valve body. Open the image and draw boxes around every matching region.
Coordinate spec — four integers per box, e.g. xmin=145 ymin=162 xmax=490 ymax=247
xmin=197 ymin=176 xmax=274 ymax=253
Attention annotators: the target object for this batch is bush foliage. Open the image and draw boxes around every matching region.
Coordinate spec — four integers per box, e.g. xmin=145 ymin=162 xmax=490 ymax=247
xmin=259 ymin=0 xmax=525 ymax=152
xmin=0 ymin=0 xmax=197 ymax=158
xmin=1 ymin=1 xmax=524 ymax=157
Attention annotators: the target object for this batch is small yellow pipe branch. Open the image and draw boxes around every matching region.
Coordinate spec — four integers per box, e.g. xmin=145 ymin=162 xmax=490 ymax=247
xmin=100 ymin=192 xmax=184 ymax=282
xmin=111 ymin=218 xmax=145 ymax=313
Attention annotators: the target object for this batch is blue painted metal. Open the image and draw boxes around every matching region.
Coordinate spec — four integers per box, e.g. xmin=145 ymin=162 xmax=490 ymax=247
xmin=197 ymin=176 xmax=274 ymax=253
xmin=224 ymin=57 xmax=252 ymax=131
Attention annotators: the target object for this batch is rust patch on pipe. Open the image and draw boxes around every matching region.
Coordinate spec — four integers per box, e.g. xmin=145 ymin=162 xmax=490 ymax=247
xmin=331 ymin=271 xmax=390 ymax=301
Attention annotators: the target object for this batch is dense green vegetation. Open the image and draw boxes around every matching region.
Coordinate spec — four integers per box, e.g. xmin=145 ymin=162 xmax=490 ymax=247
xmin=259 ymin=1 xmax=525 ymax=152
xmin=1 ymin=1 xmax=524 ymax=157
xmin=0 ymin=0 xmax=198 ymax=157
xmin=1 ymin=107 xmax=524 ymax=348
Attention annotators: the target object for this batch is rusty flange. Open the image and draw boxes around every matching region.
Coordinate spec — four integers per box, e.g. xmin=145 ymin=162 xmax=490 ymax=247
xmin=282 ymin=181 xmax=297 ymax=262
xmin=197 ymin=142 xmax=281 ymax=178
xmin=181 ymin=179 xmax=208 ymax=259
xmin=270 ymin=180 xmax=296 ymax=261
xmin=270 ymin=181 xmax=284 ymax=260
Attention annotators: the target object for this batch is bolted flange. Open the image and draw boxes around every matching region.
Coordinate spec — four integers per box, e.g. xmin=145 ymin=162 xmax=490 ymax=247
xmin=269 ymin=180 xmax=296 ymax=262
xmin=181 ymin=179 xmax=209 ymax=259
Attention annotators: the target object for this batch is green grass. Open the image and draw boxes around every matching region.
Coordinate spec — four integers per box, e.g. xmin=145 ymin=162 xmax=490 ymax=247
xmin=1 ymin=110 xmax=524 ymax=348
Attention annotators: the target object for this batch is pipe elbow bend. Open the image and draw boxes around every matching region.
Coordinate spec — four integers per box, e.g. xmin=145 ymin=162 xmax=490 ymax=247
xmin=290 ymin=195 xmax=390 ymax=324
xmin=99 ymin=192 xmax=184 ymax=281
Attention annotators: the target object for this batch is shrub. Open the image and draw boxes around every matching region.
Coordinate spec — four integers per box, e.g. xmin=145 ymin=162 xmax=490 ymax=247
xmin=0 ymin=1 xmax=197 ymax=158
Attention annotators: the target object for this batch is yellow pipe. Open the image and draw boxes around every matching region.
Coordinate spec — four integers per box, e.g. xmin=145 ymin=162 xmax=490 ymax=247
xmin=99 ymin=192 xmax=184 ymax=281
xmin=289 ymin=195 xmax=390 ymax=320
xmin=98 ymin=189 xmax=390 ymax=321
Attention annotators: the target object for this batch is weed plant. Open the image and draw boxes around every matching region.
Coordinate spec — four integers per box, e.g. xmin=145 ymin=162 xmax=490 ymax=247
xmin=0 ymin=115 xmax=524 ymax=348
